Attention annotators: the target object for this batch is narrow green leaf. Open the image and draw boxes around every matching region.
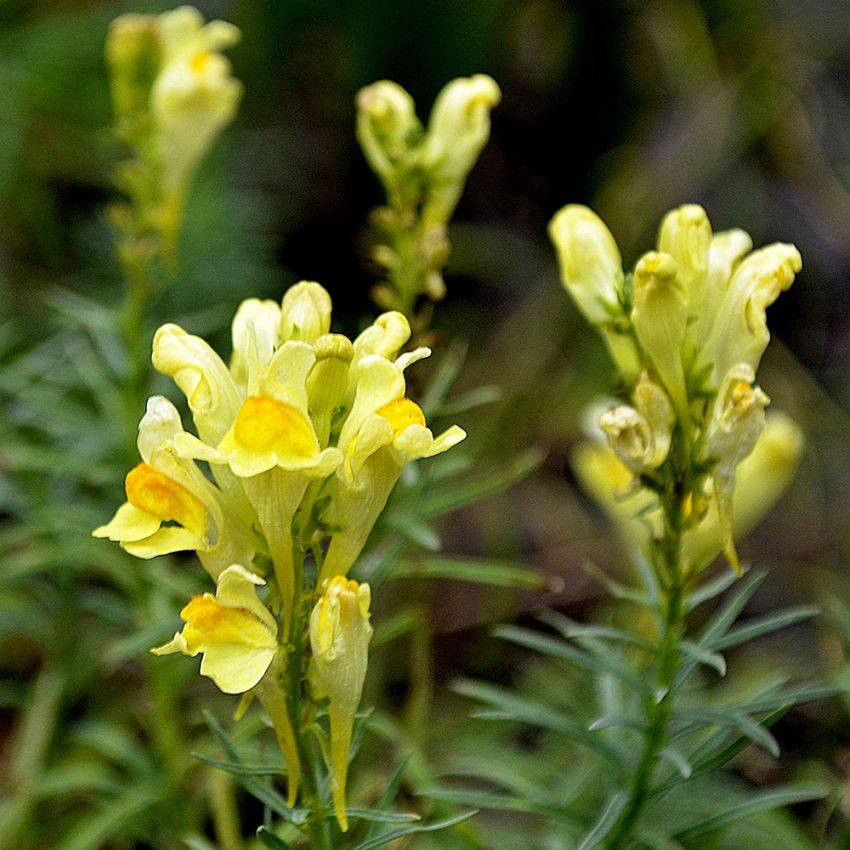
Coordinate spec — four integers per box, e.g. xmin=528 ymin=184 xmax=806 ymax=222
xmin=659 ymin=745 xmax=692 ymax=779
xmin=424 ymin=787 xmax=583 ymax=826
xmin=707 ymin=607 xmax=820 ymax=652
xmin=420 ymin=448 xmax=545 ymax=519
xmin=371 ymin=610 xmax=422 ymax=648
xmin=581 ymin=561 xmax=649 ymax=607
xmin=673 ymin=783 xmax=828 ymax=841
xmin=494 ymin=625 xmax=646 ymax=694
xmin=384 ymin=515 xmax=441 ymax=550
xmin=55 ymin=783 xmax=163 ymax=850
xmin=363 ymin=754 xmax=413 ymax=841
xmin=540 ymin=610 xmax=653 ymax=651
xmin=202 ymin=711 xmax=307 ymax=825
xmin=685 ymin=568 xmax=740 ymax=612
xmin=673 ymin=707 xmax=780 ymax=757
xmin=679 ymin=640 xmax=726 ymax=676
xmin=437 ymin=385 xmax=502 ymax=415
xmin=453 ymin=679 xmax=626 ymax=769
xmin=183 ymin=837 xmax=219 ymax=850
xmin=349 ymin=811 xmax=477 ymax=850
xmin=344 ymin=808 xmax=420 ymax=824
xmin=696 ymin=569 xmax=767 ymax=646
xmin=191 ymin=752 xmax=286 ymax=777
xmin=654 ymin=707 xmax=789 ymax=797
xmin=257 ymin=827 xmax=296 ymax=850
xmin=392 ymin=557 xmax=546 ymax=590
xmin=576 ymin=792 xmax=628 ymax=850
xmin=419 ymin=341 xmax=468 ymax=415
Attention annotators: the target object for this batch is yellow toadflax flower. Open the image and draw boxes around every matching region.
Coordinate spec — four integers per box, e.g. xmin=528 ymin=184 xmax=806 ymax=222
xmin=321 ymin=352 xmax=465 ymax=581
xmin=152 ymin=564 xmax=277 ymax=693
xmin=93 ymin=395 xmax=253 ymax=577
xmin=309 ymin=576 xmax=373 ymax=832
xmin=150 ymin=6 xmax=242 ymax=196
xmin=550 ymin=202 xmax=802 ymax=573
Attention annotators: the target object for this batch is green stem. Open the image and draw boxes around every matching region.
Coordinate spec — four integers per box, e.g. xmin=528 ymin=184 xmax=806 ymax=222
xmin=605 ymin=493 xmax=686 ymax=850
xmin=290 ymin=623 xmax=335 ymax=849
xmin=117 ymin=230 xmax=156 ymax=464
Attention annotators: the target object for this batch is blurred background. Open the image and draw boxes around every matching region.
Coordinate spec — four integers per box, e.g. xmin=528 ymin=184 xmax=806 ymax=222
xmin=2 ymin=0 xmax=850 ymax=847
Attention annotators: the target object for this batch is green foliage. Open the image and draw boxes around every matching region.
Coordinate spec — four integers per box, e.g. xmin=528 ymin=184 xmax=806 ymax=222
xmin=438 ymin=564 xmax=838 ymax=849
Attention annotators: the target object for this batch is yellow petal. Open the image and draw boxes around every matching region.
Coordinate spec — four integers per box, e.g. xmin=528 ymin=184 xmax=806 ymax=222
xmin=125 ymin=462 xmax=208 ymax=536
xmin=376 ymin=397 xmax=427 ymax=434
xmin=233 ymin=396 xmax=318 ymax=458
xmin=92 ymin=501 xmax=161 ymax=542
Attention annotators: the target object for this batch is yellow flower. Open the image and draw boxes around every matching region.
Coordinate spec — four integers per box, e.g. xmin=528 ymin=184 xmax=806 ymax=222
xmin=631 ymin=251 xmax=689 ymax=427
xmin=421 ymin=74 xmax=501 ymax=227
xmin=92 ymin=396 xmax=253 ymax=577
xmin=657 ymin=204 xmax=711 ymax=368
xmin=309 ymin=576 xmax=373 ymax=832
xmin=703 ymin=363 xmax=771 ymax=573
xmin=572 ymin=413 xmax=801 ymax=574
xmin=280 ymin=281 xmax=333 ymax=344
xmin=355 ymin=80 xmax=422 ymax=185
xmin=548 ymin=204 xmax=639 ymax=378
xmin=150 ymin=6 xmax=242 ymax=194
xmin=322 ymin=354 xmax=465 ymax=580
xmin=105 ymin=14 xmax=161 ymax=136
xmin=549 ymin=204 xmax=623 ymax=326
xmin=152 ymin=564 xmax=277 ymax=694
xmin=703 ymin=242 xmax=802 ymax=385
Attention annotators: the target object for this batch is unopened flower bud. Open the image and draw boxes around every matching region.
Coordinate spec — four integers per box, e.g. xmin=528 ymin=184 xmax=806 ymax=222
xmin=599 ymin=406 xmax=654 ymax=474
xmin=658 ymin=204 xmax=711 ymax=367
xmin=549 ymin=204 xmax=623 ymax=326
xmin=422 ymin=74 xmax=501 ymax=226
xmin=634 ymin=372 xmax=674 ymax=468
xmin=356 ymin=80 xmax=422 ymax=185
xmin=705 ymin=243 xmax=801 ymax=385
xmin=106 ymin=13 xmax=161 ymax=135
xmin=352 ymin=311 xmax=411 ymax=362
xmin=631 ymin=251 xmax=689 ymax=426
xmin=705 ymin=363 xmax=770 ymax=573
xmin=281 ymin=281 xmax=333 ymax=344
xmin=308 ymin=334 xmax=354 ymax=445
xmin=151 ymin=35 xmax=242 ymax=193
xmin=310 ymin=577 xmax=373 ymax=832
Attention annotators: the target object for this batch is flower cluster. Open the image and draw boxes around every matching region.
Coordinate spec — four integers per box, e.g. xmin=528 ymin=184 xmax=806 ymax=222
xmin=106 ymin=6 xmax=242 ymax=253
xmin=94 ymin=281 xmax=465 ymax=824
xmin=356 ymin=75 xmax=501 ymax=313
xmin=550 ymin=203 xmax=803 ymax=574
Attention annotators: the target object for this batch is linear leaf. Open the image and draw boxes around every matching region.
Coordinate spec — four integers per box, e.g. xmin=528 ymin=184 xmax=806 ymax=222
xmin=55 ymin=783 xmax=163 ymax=850
xmin=494 ymin=625 xmax=645 ymax=694
xmin=256 ymin=827 xmax=296 ymax=849
xmin=679 ymin=640 xmax=726 ymax=677
xmin=673 ymin=783 xmax=828 ymax=841
xmin=424 ymin=787 xmax=583 ymax=826
xmin=191 ymin=752 xmax=286 ymax=776
xmin=344 ymin=809 xmax=419 ymax=824
xmin=349 ymin=811 xmax=476 ymax=850
xmin=576 ymin=792 xmax=628 ymax=850
xmin=202 ymin=711 xmax=306 ymax=825
xmin=540 ymin=610 xmax=653 ymax=652
xmin=659 ymin=745 xmax=692 ymax=779
xmin=392 ymin=557 xmax=546 ymax=590
xmin=685 ymin=568 xmax=741 ymax=612
xmin=363 ymin=754 xmax=413 ymax=841
xmin=673 ymin=708 xmax=780 ymax=757
xmin=695 ymin=570 xmax=767 ymax=646
xmin=581 ymin=561 xmax=649 ymax=606
xmin=420 ymin=448 xmax=545 ymax=519
xmin=707 ymin=607 xmax=820 ymax=652
xmin=454 ymin=679 xmax=626 ymax=769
